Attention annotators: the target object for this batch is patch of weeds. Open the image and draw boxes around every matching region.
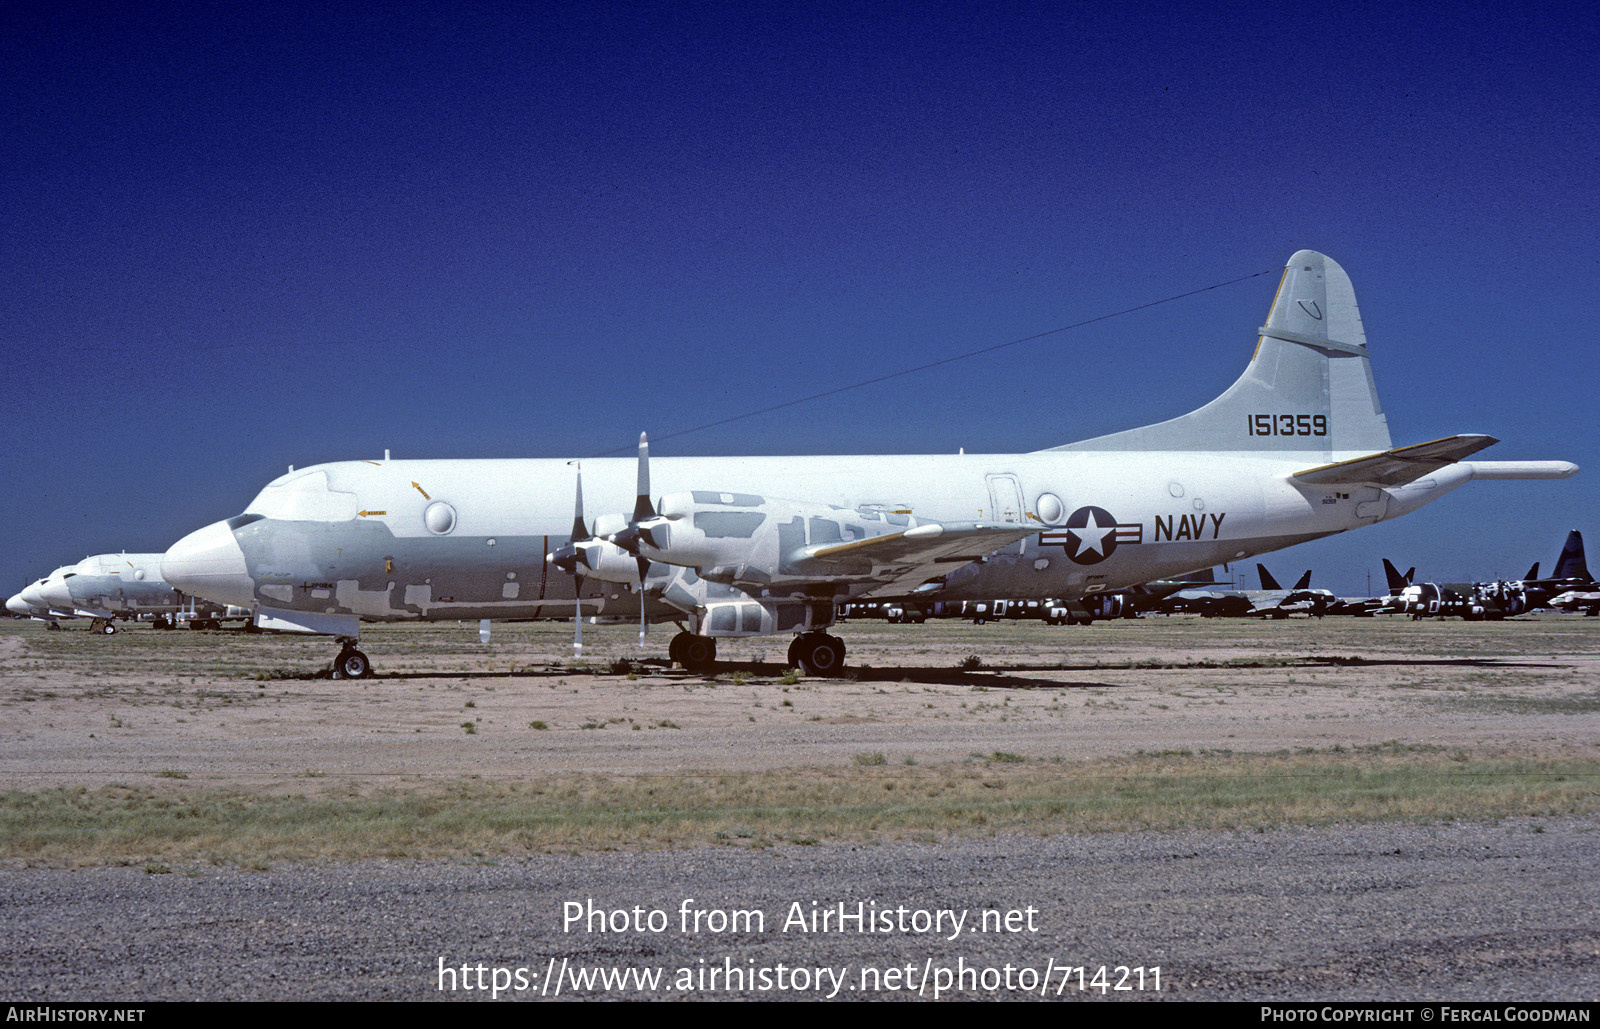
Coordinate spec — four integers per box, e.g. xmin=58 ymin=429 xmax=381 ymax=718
xmin=986 ymin=752 xmax=1026 ymax=764
xmin=143 ymin=863 xmax=171 ymax=875
xmin=958 ymin=654 xmax=985 ymax=671
xmin=528 ymin=720 xmax=549 ymax=730
xmin=853 ymin=751 xmax=887 ymax=766
xmin=156 ymin=769 xmax=188 ymax=779
xmin=778 ymin=668 xmax=801 ymax=685
xmin=461 ymin=722 xmax=477 ymax=734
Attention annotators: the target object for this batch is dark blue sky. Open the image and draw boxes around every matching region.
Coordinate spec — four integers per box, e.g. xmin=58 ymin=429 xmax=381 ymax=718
xmin=3 ymin=1 xmax=1595 ymax=596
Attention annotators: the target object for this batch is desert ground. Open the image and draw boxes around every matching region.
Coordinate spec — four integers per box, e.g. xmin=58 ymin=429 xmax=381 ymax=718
xmin=2 ymin=613 xmax=1597 ymax=1001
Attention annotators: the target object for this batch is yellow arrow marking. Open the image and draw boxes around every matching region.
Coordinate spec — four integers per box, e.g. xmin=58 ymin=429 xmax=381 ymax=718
xmin=412 ymin=482 xmax=431 ymax=499
xmin=358 ymin=510 xmax=387 ymax=517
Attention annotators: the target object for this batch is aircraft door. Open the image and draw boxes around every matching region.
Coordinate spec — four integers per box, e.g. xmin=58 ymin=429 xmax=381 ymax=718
xmin=985 ymin=474 xmax=1025 ymax=523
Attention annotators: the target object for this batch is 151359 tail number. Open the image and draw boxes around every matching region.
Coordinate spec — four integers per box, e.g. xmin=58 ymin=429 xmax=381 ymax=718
xmin=1249 ymin=414 xmax=1327 ymax=437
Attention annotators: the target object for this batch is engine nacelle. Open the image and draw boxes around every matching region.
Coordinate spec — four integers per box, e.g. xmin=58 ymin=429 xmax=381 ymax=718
xmin=632 ymin=490 xmax=924 ymax=588
xmin=1083 ymin=594 xmax=1126 ymax=619
xmin=548 ymin=536 xmax=642 ymax=585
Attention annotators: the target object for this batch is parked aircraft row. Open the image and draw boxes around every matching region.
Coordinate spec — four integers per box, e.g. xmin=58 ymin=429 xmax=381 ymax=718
xmin=1392 ymin=530 xmax=1595 ymax=619
xmin=130 ymin=250 xmax=1576 ymax=677
xmin=882 ymin=531 xmax=1594 ymax=625
xmin=6 ymin=554 xmax=245 ymax=633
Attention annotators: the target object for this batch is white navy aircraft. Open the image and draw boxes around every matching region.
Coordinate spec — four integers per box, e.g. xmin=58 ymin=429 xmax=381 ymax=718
xmin=161 ymin=251 xmax=1578 ymax=677
xmin=8 ymin=567 xmax=82 ymax=629
xmin=27 ymin=553 xmax=245 ymax=632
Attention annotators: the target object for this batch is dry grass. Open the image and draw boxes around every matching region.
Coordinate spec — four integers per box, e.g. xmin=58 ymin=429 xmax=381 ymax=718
xmin=4 ymin=747 xmax=1597 ymax=867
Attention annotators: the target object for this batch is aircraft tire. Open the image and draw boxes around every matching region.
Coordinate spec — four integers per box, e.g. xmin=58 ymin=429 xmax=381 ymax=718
xmin=102 ymin=622 xmax=116 ymax=635
xmin=796 ymin=634 xmax=845 ymax=677
xmin=679 ymin=635 xmax=716 ymax=673
xmin=668 ymin=631 xmax=690 ymax=665
xmin=334 ymin=648 xmax=372 ymax=680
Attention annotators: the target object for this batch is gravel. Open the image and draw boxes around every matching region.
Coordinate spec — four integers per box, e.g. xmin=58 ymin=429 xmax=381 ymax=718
xmin=4 ymin=817 xmax=1597 ymax=1001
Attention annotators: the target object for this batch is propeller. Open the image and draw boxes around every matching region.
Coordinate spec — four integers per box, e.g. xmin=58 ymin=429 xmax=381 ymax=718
xmin=603 ymin=433 xmax=657 ymax=647
xmin=548 ymin=437 xmax=667 ymax=652
xmin=547 ymin=461 xmax=589 ymax=656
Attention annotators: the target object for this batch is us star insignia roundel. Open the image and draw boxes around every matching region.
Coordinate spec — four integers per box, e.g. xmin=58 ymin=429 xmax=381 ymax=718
xmin=1039 ymin=506 xmax=1143 ymax=565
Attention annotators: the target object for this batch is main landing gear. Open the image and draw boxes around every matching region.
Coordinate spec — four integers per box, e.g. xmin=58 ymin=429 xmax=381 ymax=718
xmin=788 ymin=631 xmax=846 ymax=676
xmin=90 ymin=618 xmax=117 ymax=635
xmin=668 ymin=630 xmax=848 ymax=676
xmin=668 ymin=631 xmax=717 ymax=673
xmin=330 ymin=637 xmax=372 ymax=680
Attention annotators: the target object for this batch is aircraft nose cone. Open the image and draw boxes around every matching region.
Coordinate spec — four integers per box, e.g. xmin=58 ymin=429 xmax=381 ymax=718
xmin=6 ymin=593 xmax=31 ymax=616
xmin=163 ymin=521 xmax=255 ymax=608
xmin=39 ymin=579 xmax=73 ymax=608
xmin=20 ymin=583 xmax=49 ymax=609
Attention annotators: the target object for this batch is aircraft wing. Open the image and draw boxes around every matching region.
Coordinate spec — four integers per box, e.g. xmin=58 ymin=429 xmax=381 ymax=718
xmin=796 ymin=522 xmax=1040 ymax=598
xmin=1292 ymin=435 xmax=1499 ymax=487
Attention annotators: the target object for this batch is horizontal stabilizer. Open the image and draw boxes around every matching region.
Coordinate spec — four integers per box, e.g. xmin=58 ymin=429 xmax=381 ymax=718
xmin=1292 ymin=435 xmax=1498 ymax=487
xmin=802 ymin=522 xmax=1039 ymax=597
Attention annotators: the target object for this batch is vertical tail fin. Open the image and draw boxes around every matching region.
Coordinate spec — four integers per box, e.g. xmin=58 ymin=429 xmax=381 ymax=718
xmin=1383 ymin=559 xmax=1410 ymax=593
xmin=1052 ymin=251 xmax=1391 ymax=456
xmin=1257 ymin=564 xmax=1281 ymax=590
xmin=1552 ymin=531 xmax=1591 ymax=583
xmin=1291 ymin=570 xmax=1312 ymax=590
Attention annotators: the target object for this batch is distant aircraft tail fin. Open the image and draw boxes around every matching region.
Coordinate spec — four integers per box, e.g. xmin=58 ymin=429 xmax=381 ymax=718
xmin=1179 ymin=567 xmax=1218 ymax=585
xmin=1256 ymin=564 xmax=1281 ymax=590
xmin=1524 ymin=562 xmax=1540 ymax=581
xmin=1291 ymin=570 xmax=1312 ymax=590
xmin=1049 ymin=251 xmax=1391 ymax=456
xmin=1383 ymin=559 xmax=1411 ymax=594
xmin=1552 ymin=530 xmax=1591 ymax=583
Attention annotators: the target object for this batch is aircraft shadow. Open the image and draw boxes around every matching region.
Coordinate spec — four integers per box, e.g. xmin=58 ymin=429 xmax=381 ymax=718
xmin=335 ymin=654 xmax=1561 ymax=687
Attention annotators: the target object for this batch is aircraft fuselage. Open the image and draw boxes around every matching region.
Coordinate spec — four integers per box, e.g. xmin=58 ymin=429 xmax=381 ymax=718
xmin=182 ymin=448 xmax=1471 ymax=631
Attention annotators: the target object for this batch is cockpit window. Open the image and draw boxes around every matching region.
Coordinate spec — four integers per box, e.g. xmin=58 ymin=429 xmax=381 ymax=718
xmin=244 ymin=471 xmax=360 ymax=522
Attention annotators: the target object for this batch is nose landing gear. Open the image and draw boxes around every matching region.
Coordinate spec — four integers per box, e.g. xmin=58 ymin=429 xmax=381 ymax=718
xmin=331 ymin=638 xmax=372 ymax=679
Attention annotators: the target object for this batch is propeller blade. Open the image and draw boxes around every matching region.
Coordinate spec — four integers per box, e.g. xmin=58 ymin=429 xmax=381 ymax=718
xmin=637 ymin=555 xmax=650 ymax=648
xmin=573 ymin=573 xmax=584 ymax=657
xmin=633 ymin=432 xmax=654 ymax=523
xmin=570 ymin=461 xmax=589 ymax=542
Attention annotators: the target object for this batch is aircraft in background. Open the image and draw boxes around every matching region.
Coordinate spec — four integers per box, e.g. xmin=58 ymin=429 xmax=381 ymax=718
xmin=1515 ymin=531 xmax=1593 ymax=612
xmin=30 ymin=553 xmax=248 ymax=633
xmin=1154 ymin=565 xmax=1331 ymax=618
xmin=1395 ymin=576 xmax=1525 ymax=620
xmin=1392 ymin=531 xmax=1593 ymax=620
xmin=1547 ymin=586 xmax=1600 ymax=615
xmin=7 ymin=568 xmax=81 ymax=629
xmin=1326 ymin=559 xmax=1413 ymax=616
xmin=1049 ymin=578 xmax=1200 ymax=623
xmin=161 ymin=251 xmax=1578 ymax=677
